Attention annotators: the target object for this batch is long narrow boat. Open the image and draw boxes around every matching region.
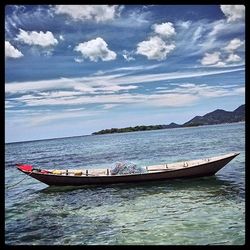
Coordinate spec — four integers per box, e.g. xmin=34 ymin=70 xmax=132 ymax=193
xmin=16 ymin=152 xmax=239 ymax=186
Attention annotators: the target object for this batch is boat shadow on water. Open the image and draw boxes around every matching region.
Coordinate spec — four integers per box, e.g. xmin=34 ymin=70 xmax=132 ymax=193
xmin=38 ymin=175 xmax=243 ymax=201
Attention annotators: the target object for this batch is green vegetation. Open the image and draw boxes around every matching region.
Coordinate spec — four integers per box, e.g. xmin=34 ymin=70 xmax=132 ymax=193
xmin=92 ymin=125 xmax=168 ymax=135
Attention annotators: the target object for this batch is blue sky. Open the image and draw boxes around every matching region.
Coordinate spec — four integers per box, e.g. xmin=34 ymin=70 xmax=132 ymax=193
xmin=5 ymin=5 xmax=245 ymax=143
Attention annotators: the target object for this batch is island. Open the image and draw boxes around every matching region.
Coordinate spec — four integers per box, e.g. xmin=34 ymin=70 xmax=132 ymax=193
xmin=92 ymin=104 xmax=245 ymax=135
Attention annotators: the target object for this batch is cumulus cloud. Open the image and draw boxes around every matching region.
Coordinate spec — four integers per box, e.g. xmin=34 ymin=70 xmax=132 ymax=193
xmin=15 ymin=29 xmax=58 ymax=47
xmin=152 ymin=22 xmax=176 ymax=38
xmin=5 ymin=41 xmax=23 ymax=58
xmin=224 ymin=38 xmax=244 ymax=52
xmin=201 ymin=52 xmax=221 ymax=65
xmin=54 ymin=5 xmax=121 ymax=22
xmin=136 ymin=36 xmax=175 ymax=61
xmin=74 ymin=37 xmax=116 ymax=62
xmin=201 ymin=37 xmax=244 ymax=67
xmin=136 ymin=21 xmax=176 ymax=61
xmin=226 ymin=53 xmax=241 ymax=62
xmin=220 ymin=5 xmax=245 ymax=22
xmin=213 ymin=61 xmax=226 ymax=67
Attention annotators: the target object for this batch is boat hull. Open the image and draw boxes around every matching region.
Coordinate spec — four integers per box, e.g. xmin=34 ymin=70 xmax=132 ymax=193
xmin=16 ymin=153 xmax=239 ymax=186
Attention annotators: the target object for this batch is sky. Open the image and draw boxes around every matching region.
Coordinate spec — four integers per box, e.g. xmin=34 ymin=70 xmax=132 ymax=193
xmin=5 ymin=5 xmax=245 ymax=143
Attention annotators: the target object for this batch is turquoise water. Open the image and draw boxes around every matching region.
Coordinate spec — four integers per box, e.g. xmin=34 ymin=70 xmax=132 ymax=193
xmin=5 ymin=123 xmax=245 ymax=245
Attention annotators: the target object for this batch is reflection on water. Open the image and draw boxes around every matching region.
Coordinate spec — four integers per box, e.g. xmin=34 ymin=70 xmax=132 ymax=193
xmin=39 ymin=175 xmax=243 ymax=202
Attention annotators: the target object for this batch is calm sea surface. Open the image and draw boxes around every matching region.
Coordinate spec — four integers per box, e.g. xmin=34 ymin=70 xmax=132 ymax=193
xmin=5 ymin=123 xmax=245 ymax=245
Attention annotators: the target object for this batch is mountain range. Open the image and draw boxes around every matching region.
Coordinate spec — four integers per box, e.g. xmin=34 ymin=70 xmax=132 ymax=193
xmin=92 ymin=104 xmax=245 ymax=135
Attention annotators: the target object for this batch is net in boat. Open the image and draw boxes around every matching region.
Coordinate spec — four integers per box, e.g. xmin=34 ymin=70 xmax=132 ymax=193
xmin=110 ymin=162 xmax=146 ymax=175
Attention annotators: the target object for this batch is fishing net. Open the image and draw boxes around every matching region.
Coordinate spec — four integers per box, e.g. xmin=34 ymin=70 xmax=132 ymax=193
xmin=110 ymin=161 xmax=146 ymax=175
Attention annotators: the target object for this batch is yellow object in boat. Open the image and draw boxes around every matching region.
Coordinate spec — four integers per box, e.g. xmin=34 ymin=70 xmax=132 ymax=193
xmin=74 ymin=171 xmax=82 ymax=176
xmin=52 ymin=170 xmax=62 ymax=175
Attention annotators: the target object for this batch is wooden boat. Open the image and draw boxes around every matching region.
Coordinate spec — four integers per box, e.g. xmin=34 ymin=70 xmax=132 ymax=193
xmin=16 ymin=152 xmax=239 ymax=186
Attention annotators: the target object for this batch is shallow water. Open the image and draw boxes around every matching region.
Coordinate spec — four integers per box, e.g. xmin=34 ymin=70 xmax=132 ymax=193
xmin=5 ymin=123 xmax=245 ymax=245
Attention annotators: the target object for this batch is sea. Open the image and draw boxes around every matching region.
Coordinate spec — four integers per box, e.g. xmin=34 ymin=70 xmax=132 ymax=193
xmin=5 ymin=122 xmax=245 ymax=245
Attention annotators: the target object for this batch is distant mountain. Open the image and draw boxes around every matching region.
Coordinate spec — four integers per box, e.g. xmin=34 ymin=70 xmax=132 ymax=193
xmin=184 ymin=104 xmax=245 ymax=127
xmin=233 ymin=104 xmax=245 ymax=116
xmin=92 ymin=104 xmax=245 ymax=135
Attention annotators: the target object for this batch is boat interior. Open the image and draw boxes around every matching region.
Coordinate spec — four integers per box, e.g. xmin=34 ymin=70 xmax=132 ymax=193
xmin=40 ymin=157 xmax=215 ymax=177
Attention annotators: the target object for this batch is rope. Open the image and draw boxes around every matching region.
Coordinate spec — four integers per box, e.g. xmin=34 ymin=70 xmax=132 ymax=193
xmin=6 ymin=171 xmax=33 ymax=190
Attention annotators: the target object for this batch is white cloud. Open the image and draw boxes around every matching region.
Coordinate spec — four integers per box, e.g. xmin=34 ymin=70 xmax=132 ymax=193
xmin=234 ymin=87 xmax=245 ymax=95
xmin=208 ymin=19 xmax=244 ymax=40
xmin=10 ymin=91 xmax=190 ymax=108
xmin=136 ymin=21 xmax=176 ymax=61
xmin=208 ymin=20 xmax=226 ymax=38
xmin=226 ymin=53 xmax=241 ymax=62
xmin=102 ymin=104 xmax=119 ymax=109
xmin=122 ymin=54 xmax=135 ymax=61
xmin=5 ymin=100 xmax=15 ymax=108
xmin=6 ymin=67 xmax=244 ymax=95
xmin=200 ymin=18 xmax=244 ymax=55
xmin=213 ymin=61 xmax=226 ymax=67
xmin=5 ymin=74 xmax=122 ymax=94
xmin=192 ymin=26 xmax=203 ymax=42
xmin=93 ymin=64 xmax=161 ymax=76
xmin=220 ymin=5 xmax=245 ymax=22
xmin=15 ymin=29 xmax=58 ymax=47
xmin=59 ymin=35 xmax=64 ymax=41
xmin=5 ymin=41 xmax=23 ymax=58
xmin=96 ymin=85 xmax=138 ymax=93
xmin=177 ymin=20 xmax=191 ymax=29
xmin=156 ymin=82 xmax=244 ymax=99
xmin=71 ymin=85 xmax=96 ymax=93
xmin=111 ymin=7 xmax=150 ymax=28
xmin=6 ymin=71 xmax=244 ymax=124
xmin=8 ymin=83 xmax=244 ymax=110
xmin=54 ymin=5 xmax=121 ymax=22
xmin=201 ymin=52 xmax=221 ymax=66
xmin=39 ymin=91 xmax=83 ymax=98
xmin=74 ymin=57 xmax=84 ymax=63
xmin=6 ymin=69 xmax=244 ymax=117
xmin=74 ymin=84 xmax=138 ymax=94
xmin=148 ymin=93 xmax=199 ymax=107
xmin=122 ymin=50 xmax=135 ymax=61
xmin=74 ymin=37 xmax=117 ymax=62
xmin=136 ymin=36 xmax=175 ymax=61
xmin=200 ymin=37 xmax=244 ymax=67
xmin=224 ymin=38 xmax=244 ymax=52
xmin=152 ymin=22 xmax=176 ymax=38
xmin=14 ymin=93 xmax=141 ymax=107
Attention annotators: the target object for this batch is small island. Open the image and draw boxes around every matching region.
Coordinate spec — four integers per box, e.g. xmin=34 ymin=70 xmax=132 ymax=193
xmin=92 ymin=104 xmax=245 ymax=135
